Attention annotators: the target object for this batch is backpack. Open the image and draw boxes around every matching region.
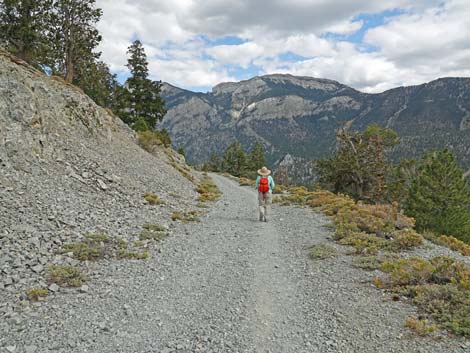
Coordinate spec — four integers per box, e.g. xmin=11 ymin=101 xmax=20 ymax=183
xmin=258 ymin=176 xmax=270 ymax=193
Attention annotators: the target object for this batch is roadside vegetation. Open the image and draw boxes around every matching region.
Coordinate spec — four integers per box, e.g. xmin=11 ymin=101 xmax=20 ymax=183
xmin=274 ymin=125 xmax=470 ymax=337
xmin=197 ymin=173 xmax=222 ymax=203
xmin=60 ymin=233 xmax=150 ymax=261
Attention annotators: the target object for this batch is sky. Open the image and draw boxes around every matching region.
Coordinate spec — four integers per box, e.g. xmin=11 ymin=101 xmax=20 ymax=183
xmin=95 ymin=0 xmax=470 ymax=93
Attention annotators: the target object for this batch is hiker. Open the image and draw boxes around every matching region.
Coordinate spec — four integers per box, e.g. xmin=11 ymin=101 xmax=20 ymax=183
xmin=256 ymin=166 xmax=275 ymax=222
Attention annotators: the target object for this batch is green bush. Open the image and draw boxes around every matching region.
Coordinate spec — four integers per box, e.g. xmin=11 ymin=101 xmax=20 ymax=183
xmin=405 ymin=149 xmax=470 ymax=243
xmin=308 ymin=244 xmax=338 ymax=259
xmin=47 ymin=265 xmax=86 ymax=287
xmin=26 ymin=288 xmax=49 ymax=301
xmin=378 ymin=256 xmax=470 ymax=336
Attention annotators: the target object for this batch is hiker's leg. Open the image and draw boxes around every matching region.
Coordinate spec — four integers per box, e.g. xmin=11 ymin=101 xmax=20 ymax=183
xmin=258 ymin=192 xmax=265 ymax=220
xmin=265 ymin=191 xmax=272 ymax=216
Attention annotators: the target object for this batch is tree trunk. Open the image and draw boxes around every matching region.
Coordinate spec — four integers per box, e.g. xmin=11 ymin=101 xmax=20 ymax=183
xmin=65 ymin=49 xmax=74 ymax=83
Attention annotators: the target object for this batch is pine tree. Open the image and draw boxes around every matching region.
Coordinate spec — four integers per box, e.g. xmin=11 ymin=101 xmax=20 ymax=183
xmin=73 ymin=59 xmax=118 ymax=108
xmin=0 ymin=0 xmax=53 ymax=65
xmin=117 ymin=40 xmax=166 ymax=130
xmin=203 ymin=154 xmax=222 ymax=172
xmin=405 ymin=149 xmax=470 ymax=242
xmin=249 ymin=142 xmax=266 ymax=170
xmin=223 ymin=141 xmax=247 ymax=177
xmin=317 ymin=124 xmax=399 ymax=201
xmin=48 ymin=0 xmax=102 ymax=83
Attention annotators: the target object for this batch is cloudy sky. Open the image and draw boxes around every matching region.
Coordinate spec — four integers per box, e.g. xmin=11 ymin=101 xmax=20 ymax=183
xmin=96 ymin=0 xmax=470 ymax=93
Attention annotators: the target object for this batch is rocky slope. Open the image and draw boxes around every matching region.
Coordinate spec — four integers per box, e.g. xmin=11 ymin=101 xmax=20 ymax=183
xmin=0 ymin=51 xmax=199 ymax=312
xmin=160 ymin=75 xmax=470 ymax=171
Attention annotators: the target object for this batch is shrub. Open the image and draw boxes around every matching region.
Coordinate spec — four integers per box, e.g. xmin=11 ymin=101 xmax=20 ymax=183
xmin=405 ymin=316 xmax=437 ymax=336
xmin=333 ymin=205 xmax=395 ymax=234
xmin=143 ymin=224 xmax=166 ymax=232
xmin=61 ymin=234 xmax=149 ymax=261
xmin=391 ymin=229 xmax=424 ymax=250
xmin=137 ymin=129 xmax=172 ymax=152
xmin=438 ymin=235 xmax=470 ymax=256
xmin=47 ymin=265 xmax=86 ymax=287
xmin=171 ymin=211 xmax=200 ymax=222
xmin=380 ymin=258 xmax=435 ymax=287
xmin=352 ymin=256 xmax=392 ymax=271
xmin=412 ymin=283 xmax=470 ymax=336
xmin=338 ymin=232 xmax=387 ymax=255
xmin=378 ymin=256 xmax=470 ymax=336
xmin=144 ymin=192 xmax=165 ymax=205
xmin=197 ymin=175 xmax=222 ymax=202
xmin=139 ymin=231 xmax=167 ymax=241
xmin=308 ymin=244 xmax=338 ymax=260
xmin=26 ymin=288 xmax=49 ymax=301
xmin=118 ymin=249 xmax=150 ymax=260
xmin=61 ymin=233 xmax=110 ymax=261
xmin=137 ymin=130 xmax=162 ymax=152
xmin=62 ymin=241 xmax=102 ymax=261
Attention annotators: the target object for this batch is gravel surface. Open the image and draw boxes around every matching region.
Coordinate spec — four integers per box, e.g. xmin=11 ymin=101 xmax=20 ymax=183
xmin=1 ymin=174 xmax=469 ymax=353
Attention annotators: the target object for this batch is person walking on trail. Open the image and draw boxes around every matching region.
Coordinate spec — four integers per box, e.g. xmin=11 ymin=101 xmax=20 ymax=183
xmin=256 ymin=166 xmax=275 ymax=222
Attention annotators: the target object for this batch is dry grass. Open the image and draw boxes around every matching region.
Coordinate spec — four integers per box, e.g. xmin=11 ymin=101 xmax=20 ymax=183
xmin=47 ymin=265 xmax=86 ymax=287
xmin=171 ymin=210 xmax=201 ymax=223
xmin=197 ymin=174 xmax=222 ymax=202
xmin=239 ymin=177 xmax=255 ymax=187
xmin=139 ymin=230 xmax=168 ymax=241
xmin=26 ymin=288 xmax=48 ymax=301
xmin=405 ymin=316 xmax=438 ymax=336
xmin=61 ymin=233 xmax=149 ymax=261
xmin=144 ymin=192 xmax=165 ymax=205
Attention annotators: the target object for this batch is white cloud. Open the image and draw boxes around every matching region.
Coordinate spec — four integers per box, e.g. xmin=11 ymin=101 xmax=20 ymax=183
xmin=95 ymin=0 xmax=470 ymax=92
xmin=325 ymin=20 xmax=364 ymax=35
xmin=206 ymin=42 xmax=264 ymax=67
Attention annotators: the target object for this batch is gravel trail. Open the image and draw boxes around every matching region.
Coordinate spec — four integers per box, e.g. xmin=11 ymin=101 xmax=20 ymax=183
xmin=2 ymin=174 xmax=468 ymax=353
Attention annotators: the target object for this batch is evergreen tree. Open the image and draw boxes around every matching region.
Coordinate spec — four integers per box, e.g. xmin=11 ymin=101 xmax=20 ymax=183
xmin=317 ymin=124 xmax=399 ymax=201
xmin=117 ymin=40 xmax=166 ymax=130
xmin=203 ymin=153 xmax=222 ymax=172
xmin=222 ymin=141 xmax=247 ymax=177
xmin=249 ymin=142 xmax=266 ymax=170
xmin=384 ymin=159 xmax=418 ymax=204
xmin=0 ymin=0 xmax=53 ymax=65
xmin=48 ymin=0 xmax=102 ymax=83
xmin=405 ymin=149 xmax=470 ymax=242
xmin=73 ymin=59 xmax=118 ymax=107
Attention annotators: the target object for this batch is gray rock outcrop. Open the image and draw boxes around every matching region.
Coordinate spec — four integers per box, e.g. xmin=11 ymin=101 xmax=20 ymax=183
xmin=0 ymin=51 xmax=198 ymax=310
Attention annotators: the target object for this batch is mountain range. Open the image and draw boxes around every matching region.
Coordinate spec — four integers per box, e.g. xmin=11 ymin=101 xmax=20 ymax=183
xmin=159 ymin=74 xmax=470 ymax=175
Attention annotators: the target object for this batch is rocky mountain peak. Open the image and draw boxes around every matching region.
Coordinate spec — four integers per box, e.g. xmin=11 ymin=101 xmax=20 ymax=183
xmin=161 ymin=73 xmax=470 ymax=174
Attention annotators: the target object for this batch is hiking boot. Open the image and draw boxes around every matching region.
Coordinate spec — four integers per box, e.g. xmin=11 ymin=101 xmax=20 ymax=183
xmin=263 ymin=216 xmax=267 ymax=222
xmin=259 ymin=214 xmax=264 ymax=222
